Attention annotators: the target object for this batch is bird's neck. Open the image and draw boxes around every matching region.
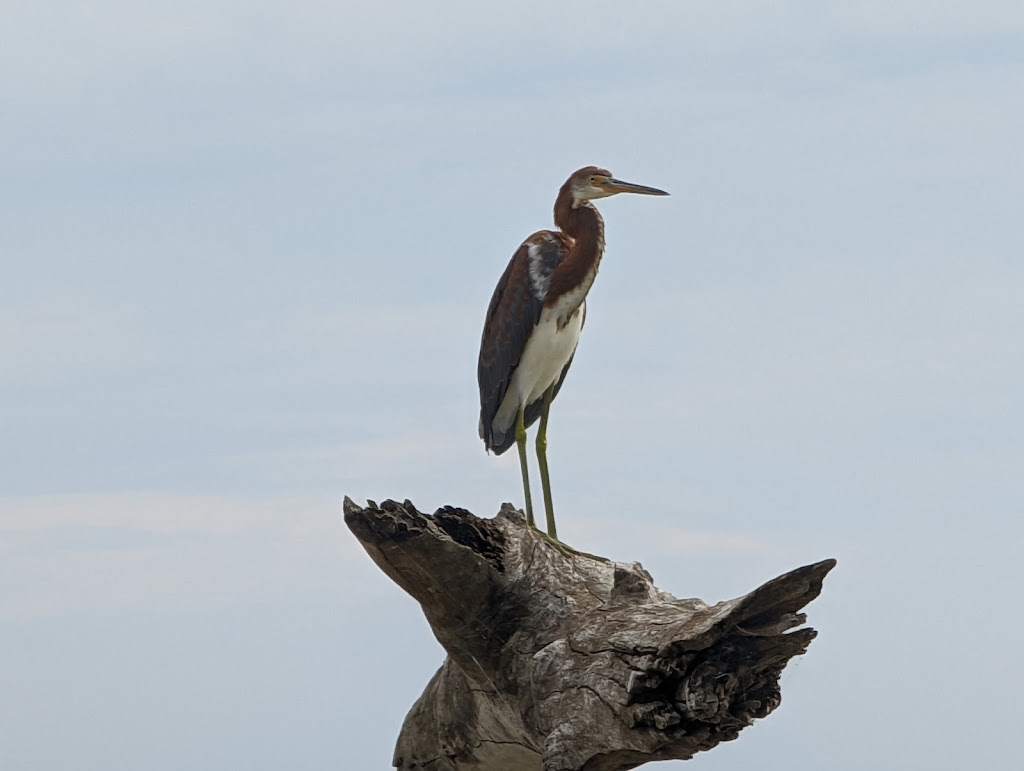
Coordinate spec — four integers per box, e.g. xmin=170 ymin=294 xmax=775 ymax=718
xmin=549 ymin=196 xmax=605 ymax=312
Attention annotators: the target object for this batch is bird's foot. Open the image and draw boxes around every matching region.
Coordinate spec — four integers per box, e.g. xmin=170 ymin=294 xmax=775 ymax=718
xmin=529 ymin=526 xmax=610 ymax=563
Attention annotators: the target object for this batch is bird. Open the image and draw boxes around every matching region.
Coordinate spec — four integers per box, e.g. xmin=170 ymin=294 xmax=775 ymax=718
xmin=477 ymin=166 xmax=669 ymax=541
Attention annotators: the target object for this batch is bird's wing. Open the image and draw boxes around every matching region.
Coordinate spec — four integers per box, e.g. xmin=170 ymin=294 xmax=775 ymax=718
xmin=477 ymin=231 xmax=569 ymax=454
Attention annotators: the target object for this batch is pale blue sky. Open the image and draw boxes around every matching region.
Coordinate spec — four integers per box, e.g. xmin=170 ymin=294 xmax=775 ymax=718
xmin=2 ymin=2 xmax=1023 ymax=769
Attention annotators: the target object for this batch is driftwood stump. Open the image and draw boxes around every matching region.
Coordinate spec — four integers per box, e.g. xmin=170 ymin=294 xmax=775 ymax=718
xmin=343 ymin=498 xmax=835 ymax=771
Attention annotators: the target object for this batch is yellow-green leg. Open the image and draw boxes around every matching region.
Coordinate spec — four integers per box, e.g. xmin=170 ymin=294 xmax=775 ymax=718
xmin=536 ymin=385 xmax=557 ymax=540
xmin=515 ymin=406 xmax=535 ymax=527
xmin=531 ymin=393 xmax=608 ymax=561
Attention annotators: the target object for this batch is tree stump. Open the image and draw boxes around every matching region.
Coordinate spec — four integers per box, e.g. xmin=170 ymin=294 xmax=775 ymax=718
xmin=343 ymin=497 xmax=835 ymax=771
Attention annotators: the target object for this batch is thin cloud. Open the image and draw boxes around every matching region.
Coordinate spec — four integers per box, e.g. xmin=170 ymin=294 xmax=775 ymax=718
xmin=0 ymin=301 xmax=142 ymax=384
xmin=0 ymin=493 xmax=373 ymax=618
xmin=571 ymin=516 xmax=780 ymax=560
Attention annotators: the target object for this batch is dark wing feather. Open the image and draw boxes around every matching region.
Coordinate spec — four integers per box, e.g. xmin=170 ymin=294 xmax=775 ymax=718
xmin=477 ymin=232 xmax=568 ymax=454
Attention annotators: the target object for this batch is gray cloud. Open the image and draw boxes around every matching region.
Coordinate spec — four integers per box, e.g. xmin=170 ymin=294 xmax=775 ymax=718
xmin=2 ymin=1 xmax=1022 ymax=768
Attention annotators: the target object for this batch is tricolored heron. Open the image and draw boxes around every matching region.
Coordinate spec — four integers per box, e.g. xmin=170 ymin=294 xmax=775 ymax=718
xmin=477 ymin=166 xmax=669 ymax=541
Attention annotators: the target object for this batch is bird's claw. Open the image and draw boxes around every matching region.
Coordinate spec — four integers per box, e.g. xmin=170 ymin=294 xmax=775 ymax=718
xmin=529 ymin=525 xmax=610 ymax=562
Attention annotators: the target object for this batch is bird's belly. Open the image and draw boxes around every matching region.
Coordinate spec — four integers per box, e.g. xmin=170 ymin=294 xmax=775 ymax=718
xmin=511 ymin=306 xmax=584 ymax=408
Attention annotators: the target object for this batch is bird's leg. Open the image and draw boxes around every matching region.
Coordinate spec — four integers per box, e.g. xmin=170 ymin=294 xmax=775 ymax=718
xmin=515 ymin=406 xmax=535 ymax=528
xmin=531 ymin=387 xmax=608 ymax=560
xmin=536 ymin=384 xmax=557 ymax=540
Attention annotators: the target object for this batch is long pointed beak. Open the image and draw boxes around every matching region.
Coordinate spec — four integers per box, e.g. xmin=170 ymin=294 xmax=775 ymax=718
xmin=606 ymin=178 xmax=670 ymax=196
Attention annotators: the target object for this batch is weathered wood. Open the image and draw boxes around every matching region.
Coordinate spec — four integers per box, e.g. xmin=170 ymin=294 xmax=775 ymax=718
xmin=344 ymin=497 xmax=835 ymax=771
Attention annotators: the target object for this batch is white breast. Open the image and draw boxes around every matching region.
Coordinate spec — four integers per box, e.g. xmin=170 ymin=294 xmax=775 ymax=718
xmin=491 ymin=302 xmax=585 ymax=435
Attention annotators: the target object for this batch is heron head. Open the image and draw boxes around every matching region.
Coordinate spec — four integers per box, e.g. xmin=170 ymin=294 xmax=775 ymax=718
xmin=568 ymin=166 xmax=669 ymax=208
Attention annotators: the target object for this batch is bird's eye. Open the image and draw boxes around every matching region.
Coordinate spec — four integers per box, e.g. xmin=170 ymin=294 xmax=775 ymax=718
xmin=589 ymin=176 xmax=597 ymax=184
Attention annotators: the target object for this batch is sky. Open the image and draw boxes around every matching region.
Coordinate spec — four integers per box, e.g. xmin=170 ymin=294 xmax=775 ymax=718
xmin=2 ymin=1 xmax=1022 ymax=768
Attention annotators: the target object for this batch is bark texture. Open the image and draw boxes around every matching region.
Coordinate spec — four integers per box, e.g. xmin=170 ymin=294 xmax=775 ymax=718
xmin=343 ymin=497 xmax=835 ymax=771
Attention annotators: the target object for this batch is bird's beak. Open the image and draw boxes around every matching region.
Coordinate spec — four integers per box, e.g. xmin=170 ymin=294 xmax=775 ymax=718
xmin=605 ymin=178 xmax=670 ymax=197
